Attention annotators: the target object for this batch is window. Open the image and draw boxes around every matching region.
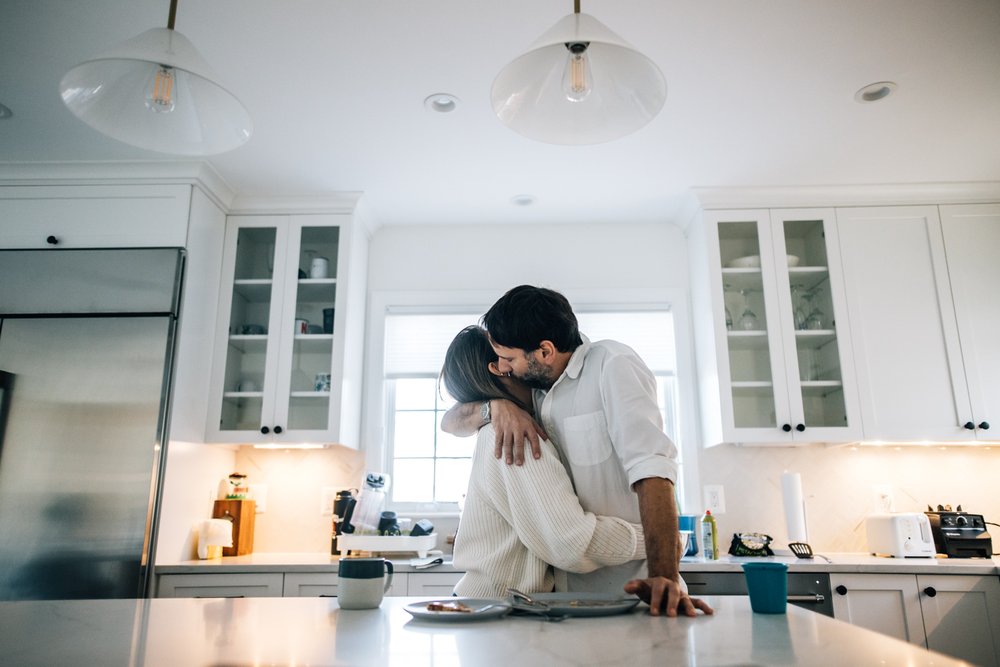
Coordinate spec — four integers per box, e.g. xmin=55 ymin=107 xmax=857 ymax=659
xmin=382 ymin=308 xmax=683 ymax=511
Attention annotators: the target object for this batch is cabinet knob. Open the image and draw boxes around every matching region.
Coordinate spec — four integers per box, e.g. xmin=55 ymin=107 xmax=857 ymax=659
xmin=795 ymin=423 xmax=806 ymax=432
xmin=260 ymin=426 xmax=270 ymax=435
xmin=782 ymin=424 xmax=792 ymax=433
xmin=835 ymin=585 xmax=848 ymax=596
xmin=274 ymin=425 xmax=283 ymax=434
xmin=964 ymin=421 xmax=976 ymax=430
xmin=46 ymin=235 xmax=59 ymax=245
xmin=979 ymin=421 xmax=990 ymax=430
xmin=923 ymin=586 xmax=937 ymax=598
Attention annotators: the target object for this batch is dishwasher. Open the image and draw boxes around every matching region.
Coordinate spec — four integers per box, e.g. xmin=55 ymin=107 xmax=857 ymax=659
xmin=682 ymin=571 xmax=833 ymax=617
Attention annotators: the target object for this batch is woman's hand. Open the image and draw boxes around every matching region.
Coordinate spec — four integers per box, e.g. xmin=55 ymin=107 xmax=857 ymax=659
xmin=490 ymin=399 xmax=548 ymax=465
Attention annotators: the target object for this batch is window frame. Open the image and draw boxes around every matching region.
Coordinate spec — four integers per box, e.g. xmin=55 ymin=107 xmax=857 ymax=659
xmin=363 ymin=287 xmax=702 ymax=515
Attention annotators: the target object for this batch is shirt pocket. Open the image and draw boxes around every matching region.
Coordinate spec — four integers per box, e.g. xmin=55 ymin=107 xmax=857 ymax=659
xmin=561 ymin=411 xmax=612 ymax=466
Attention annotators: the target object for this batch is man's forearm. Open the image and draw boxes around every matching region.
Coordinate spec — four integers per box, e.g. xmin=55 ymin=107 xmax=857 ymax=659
xmin=635 ymin=477 xmax=680 ymax=579
xmin=440 ymin=401 xmax=485 ymax=436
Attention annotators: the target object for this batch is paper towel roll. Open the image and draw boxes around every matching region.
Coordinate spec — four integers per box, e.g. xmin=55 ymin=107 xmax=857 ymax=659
xmin=781 ymin=472 xmax=809 ymax=543
xmin=197 ymin=518 xmax=234 ymax=559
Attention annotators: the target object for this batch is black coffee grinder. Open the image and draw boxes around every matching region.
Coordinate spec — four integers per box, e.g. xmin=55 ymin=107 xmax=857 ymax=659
xmin=331 ymin=489 xmax=357 ymax=555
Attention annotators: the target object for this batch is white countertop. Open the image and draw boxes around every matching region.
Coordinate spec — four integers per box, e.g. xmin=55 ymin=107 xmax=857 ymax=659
xmin=0 ymin=595 xmax=973 ymax=666
xmin=156 ymin=551 xmax=1000 ymax=576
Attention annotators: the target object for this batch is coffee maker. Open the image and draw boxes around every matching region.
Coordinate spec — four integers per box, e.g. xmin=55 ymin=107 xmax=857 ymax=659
xmin=331 ymin=489 xmax=356 ymax=555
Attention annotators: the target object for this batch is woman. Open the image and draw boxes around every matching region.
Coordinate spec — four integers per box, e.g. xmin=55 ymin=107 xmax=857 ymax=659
xmin=440 ymin=325 xmax=646 ymax=598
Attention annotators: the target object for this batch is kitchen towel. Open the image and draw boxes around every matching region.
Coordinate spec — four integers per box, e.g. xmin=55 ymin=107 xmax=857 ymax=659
xmin=197 ymin=518 xmax=234 ymax=559
xmin=781 ymin=472 xmax=809 ymax=543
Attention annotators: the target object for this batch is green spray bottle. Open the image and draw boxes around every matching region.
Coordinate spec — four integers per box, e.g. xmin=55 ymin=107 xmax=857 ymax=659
xmin=701 ymin=510 xmax=718 ymax=560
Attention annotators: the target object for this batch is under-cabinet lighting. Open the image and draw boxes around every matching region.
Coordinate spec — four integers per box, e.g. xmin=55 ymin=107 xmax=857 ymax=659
xmin=252 ymin=443 xmax=326 ymax=450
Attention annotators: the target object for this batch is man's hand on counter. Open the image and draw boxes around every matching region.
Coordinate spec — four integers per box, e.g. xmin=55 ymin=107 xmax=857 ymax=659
xmin=624 ymin=577 xmax=714 ymax=617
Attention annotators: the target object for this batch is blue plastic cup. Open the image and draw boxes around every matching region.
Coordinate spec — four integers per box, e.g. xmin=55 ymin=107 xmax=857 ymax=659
xmin=742 ymin=562 xmax=788 ymax=614
xmin=678 ymin=515 xmax=699 ymax=556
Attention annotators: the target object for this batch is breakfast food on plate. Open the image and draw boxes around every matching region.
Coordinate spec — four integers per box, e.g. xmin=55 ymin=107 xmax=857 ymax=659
xmin=426 ymin=600 xmax=473 ymax=613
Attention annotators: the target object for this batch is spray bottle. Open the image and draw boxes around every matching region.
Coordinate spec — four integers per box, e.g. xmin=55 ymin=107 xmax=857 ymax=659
xmin=701 ymin=509 xmax=719 ymax=560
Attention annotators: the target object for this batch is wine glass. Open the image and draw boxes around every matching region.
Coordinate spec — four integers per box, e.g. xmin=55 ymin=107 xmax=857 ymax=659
xmin=790 ymin=284 xmax=808 ymax=330
xmin=804 ymin=289 xmax=826 ymax=330
xmin=723 ymin=284 xmax=734 ymax=330
xmin=737 ymin=289 xmax=759 ymax=331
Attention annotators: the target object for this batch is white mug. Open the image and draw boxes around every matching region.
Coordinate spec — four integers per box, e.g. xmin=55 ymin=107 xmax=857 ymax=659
xmin=338 ymin=557 xmax=393 ymax=609
xmin=310 ymin=257 xmax=329 ymax=279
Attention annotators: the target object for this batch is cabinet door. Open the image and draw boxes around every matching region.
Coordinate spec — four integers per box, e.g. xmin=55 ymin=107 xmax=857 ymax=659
xmin=156 ymin=573 xmax=284 ymax=598
xmin=917 ymin=574 xmax=1000 ymax=667
xmin=830 ymin=573 xmax=925 ymax=646
xmin=939 ymin=204 xmax=1000 ymax=441
xmin=207 ymin=215 xmax=345 ymax=443
xmin=406 ymin=572 xmax=463 ymax=596
xmin=836 ymin=206 xmax=975 ymax=442
xmin=700 ymin=209 xmax=860 ymax=444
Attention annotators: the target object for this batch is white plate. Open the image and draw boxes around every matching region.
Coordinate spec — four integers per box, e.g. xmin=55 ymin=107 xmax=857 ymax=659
xmin=511 ymin=593 xmax=641 ymax=618
xmin=404 ymin=597 xmax=511 ymax=622
xmin=726 ymin=254 xmax=800 ymax=268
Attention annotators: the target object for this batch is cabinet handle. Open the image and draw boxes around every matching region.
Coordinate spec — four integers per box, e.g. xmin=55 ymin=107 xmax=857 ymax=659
xmin=46 ymin=235 xmax=59 ymax=245
xmin=795 ymin=423 xmax=806 ymax=432
xmin=260 ymin=426 xmax=270 ymax=435
xmin=979 ymin=421 xmax=990 ymax=430
xmin=274 ymin=425 xmax=283 ymax=434
xmin=782 ymin=424 xmax=792 ymax=433
xmin=787 ymin=594 xmax=825 ymax=604
xmin=835 ymin=585 xmax=848 ymax=595
xmin=964 ymin=421 xmax=976 ymax=430
xmin=923 ymin=587 xmax=937 ymax=598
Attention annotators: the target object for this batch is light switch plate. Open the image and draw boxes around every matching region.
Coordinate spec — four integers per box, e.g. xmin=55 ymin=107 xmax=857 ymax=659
xmin=704 ymin=485 xmax=726 ymax=514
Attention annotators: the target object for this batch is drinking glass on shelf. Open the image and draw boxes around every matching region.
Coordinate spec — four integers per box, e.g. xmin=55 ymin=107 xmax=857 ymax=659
xmin=790 ymin=284 xmax=808 ymax=331
xmin=804 ymin=290 xmax=826 ymax=330
xmin=737 ymin=289 xmax=759 ymax=331
xmin=723 ymin=284 xmax=734 ymax=330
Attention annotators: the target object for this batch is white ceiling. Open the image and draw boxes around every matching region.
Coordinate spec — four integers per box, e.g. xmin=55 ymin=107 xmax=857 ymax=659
xmin=3 ymin=0 xmax=1000 ymax=227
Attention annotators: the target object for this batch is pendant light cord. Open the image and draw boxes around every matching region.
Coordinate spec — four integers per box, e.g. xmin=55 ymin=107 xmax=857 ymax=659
xmin=167 ymin=0 xmax=178 ymax=30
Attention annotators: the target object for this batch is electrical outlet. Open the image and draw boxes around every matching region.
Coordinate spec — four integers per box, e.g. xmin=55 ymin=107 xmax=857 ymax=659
xmin=704 ymin=485 xmax=726 ymax=514
xmin=320 ymin=486 xmax=337 ymax=515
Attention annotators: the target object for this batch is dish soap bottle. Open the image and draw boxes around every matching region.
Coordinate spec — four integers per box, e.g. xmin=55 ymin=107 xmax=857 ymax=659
xmin=701 ymin=510 xmax=718 ymax=560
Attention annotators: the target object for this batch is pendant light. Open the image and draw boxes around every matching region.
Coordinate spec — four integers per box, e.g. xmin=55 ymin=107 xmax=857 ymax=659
xmin=491 ymin=0 xmax=666 ymax=145
xmin=59 ymin=0 xmax=252 ymax=156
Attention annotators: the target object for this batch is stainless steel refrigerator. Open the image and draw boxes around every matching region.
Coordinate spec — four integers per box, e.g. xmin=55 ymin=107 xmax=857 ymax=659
xmin=0 ymin=248 xmax=184 ymax=600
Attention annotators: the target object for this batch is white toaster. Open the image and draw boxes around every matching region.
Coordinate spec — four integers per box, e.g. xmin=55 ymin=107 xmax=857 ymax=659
xmin=865 ymin=513 xmax=936 ymax=558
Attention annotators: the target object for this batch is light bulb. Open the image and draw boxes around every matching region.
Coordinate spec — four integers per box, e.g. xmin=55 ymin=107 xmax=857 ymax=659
xmin=145 ymin=65 xmax=176 ymax=113
xmin=562 ymin=42 xmax=592 ymax=102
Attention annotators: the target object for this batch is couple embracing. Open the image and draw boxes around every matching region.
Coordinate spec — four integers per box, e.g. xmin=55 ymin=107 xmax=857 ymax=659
xmin=440 ymin=285 xmax=711 ymax=617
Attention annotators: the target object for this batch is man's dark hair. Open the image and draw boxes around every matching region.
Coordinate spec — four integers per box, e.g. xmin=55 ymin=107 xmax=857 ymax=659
xmin=482 ymin=285 xmax=583 ymax=353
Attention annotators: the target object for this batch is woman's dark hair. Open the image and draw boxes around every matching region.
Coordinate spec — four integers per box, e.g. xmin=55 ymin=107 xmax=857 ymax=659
xmin=440 ymin=325 xmax=528 ymax=411
xmin=482 ymin=285 xmax=582 ymax=353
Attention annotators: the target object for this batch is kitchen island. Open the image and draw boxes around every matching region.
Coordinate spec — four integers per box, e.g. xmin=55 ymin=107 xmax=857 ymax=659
xmin=0 ymin=595 xmax=974 ymax=666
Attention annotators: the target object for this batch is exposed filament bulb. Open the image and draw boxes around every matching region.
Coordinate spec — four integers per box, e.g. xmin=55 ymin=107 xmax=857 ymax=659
xmin=562 ymin=42 xmax=592 ymax=102
xmin=145 ymin=65 xmax=176 ymax=113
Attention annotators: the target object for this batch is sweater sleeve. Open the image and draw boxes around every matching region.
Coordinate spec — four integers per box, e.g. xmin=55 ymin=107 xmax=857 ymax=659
xmin=486 ymin=436 xmax=646 ymax=573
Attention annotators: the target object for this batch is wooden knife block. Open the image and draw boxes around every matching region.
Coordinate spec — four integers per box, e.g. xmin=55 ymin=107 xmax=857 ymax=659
xmin=212 ymin=499 xmax=256 ymax=556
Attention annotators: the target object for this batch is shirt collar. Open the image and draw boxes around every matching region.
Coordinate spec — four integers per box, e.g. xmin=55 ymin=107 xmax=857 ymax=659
xmin=563 ymin=334 xmax=591 ymax=380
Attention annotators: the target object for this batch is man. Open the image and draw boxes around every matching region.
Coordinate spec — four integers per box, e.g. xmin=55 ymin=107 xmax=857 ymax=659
xmin=442 ymin=285 xmax=711 ymax=617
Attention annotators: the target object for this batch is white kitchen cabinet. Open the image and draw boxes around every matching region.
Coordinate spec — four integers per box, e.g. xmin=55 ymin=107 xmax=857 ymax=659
xmin=832 ymin=572 xmax=1000 ymax=666
xmin=282 ymin=572 xmax=408 ymax=598
xmin=689 ymin=208 xmax=861 ymax=445
xmin=206 ymin=213 xmax=366 ymax=446
xmin=918 ymin=574 xmax=1000 ymax=667
xmin=156 ymin=573 xmax=284 ymax=598
xmin=0 ymin=184 xmax=191 ymax=248
xmin=836 ymin=205 xmax=999 ymax=443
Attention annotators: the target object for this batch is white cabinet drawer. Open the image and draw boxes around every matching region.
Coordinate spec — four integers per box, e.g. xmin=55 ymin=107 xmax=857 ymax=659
xmin=406 ymin=572 xmax=462 ymax=596
xmin=0 ymin=184 xmax=191 ymax=248
xmin=156 ymin=573 xmax=283 ymax=598
xmin=283 ymin=572 xmax=408 ymax=597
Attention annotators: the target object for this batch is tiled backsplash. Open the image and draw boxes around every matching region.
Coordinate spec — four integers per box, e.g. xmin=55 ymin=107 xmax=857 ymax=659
xmin=697 ymin=444 xmax=1000 ymax=553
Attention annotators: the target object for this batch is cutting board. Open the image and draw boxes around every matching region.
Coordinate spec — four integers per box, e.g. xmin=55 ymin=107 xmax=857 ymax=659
xmin=212 ymin=499 xmax=256 ymax=556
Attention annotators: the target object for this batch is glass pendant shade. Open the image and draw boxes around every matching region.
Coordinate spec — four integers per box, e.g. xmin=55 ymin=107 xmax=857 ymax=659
xmin=492 ymin=13 xmax=666 ymax=145
xmin=60 ymin=28 xmax=252 ymax=156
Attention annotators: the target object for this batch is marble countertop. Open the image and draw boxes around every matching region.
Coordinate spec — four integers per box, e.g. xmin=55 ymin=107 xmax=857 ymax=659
xmin=156 ymin=551 xmax=1000 ymax=576
xmin=0 ymin=595 xmax=972 ymax=666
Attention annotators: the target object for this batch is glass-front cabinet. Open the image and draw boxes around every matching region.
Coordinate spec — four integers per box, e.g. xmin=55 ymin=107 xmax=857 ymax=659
xmin=695 ymin=208 xmax=861 ymax=444
xmin=207 ymin=214 xmax=356 ymax=444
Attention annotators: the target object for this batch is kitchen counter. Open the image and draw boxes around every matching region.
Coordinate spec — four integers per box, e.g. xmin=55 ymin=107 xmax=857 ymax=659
xmin=156 ymin=551 xmax=1000 ymax=576
xmin=0 ymin=595 xmax=972 ymax=666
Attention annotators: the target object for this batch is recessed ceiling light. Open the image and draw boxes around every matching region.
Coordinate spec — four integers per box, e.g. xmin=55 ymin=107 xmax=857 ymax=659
xmin=854 ymin=81 xmax=897 ymax=103
xmin=424 ymin=93 xmax=459 ymax=113
xmin=510 ymin=194 xmax=537 ymax=206
xmin=0 ymin=103 xmax=12 ymax=119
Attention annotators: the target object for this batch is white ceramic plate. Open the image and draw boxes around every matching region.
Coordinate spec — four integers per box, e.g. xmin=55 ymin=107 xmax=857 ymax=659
xmin=511 ymin=593 xmax=641 ymax=618
xmin=404 ymin=598 xmax=511 ymax=622
xmin=726 ymin=254 xmax=800 ymax=268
